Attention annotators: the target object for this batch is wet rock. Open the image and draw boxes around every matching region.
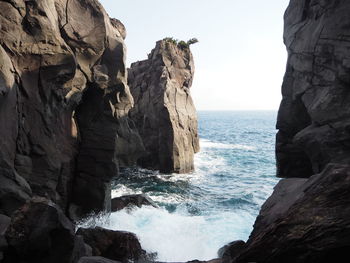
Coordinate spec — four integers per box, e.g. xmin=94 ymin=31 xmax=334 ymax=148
xmin=76 ymin=227 xmax=146 ymax=263
xmin=128 ymin=40 xmax=200 ymax=173
xmin=218 ymin=240 xmax=246 ymax=262
xmin=4 ymin=197 xmax=88 ymax=263
xmin=111 ymin=194 xmax=158 ymax=212
xmin=78 ymin=257 xmax=120 ymax=263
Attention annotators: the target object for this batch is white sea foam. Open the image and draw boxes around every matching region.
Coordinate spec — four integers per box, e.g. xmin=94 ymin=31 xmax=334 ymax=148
xmin=86 ymin=206 xmax=255 ymax=262
xmin=111 ymin=184 xmax=142 ymax=198
xmin=200 ymin=139 xmax=256 ymax=151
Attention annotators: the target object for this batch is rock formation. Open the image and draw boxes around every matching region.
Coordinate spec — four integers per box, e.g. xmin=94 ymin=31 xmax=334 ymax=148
xmin=128 ymin=40 xmax=200 ymax=173
xmin=0 ymin=0 xmax=144 ymax=217
xmin=76 ymin=227 xmax=146 ymax=262
xmin=111 ymin=194 xmax=158 ymax=212
xmin=226 ymin=1 xmax=350 ymax=262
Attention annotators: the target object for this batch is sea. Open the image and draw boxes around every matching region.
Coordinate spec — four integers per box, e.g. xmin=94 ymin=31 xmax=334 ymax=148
xmin=80 ymin=111 xmax=279 ymax=261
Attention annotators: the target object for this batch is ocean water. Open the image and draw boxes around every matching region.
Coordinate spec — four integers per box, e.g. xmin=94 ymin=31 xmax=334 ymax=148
xmin=80 ymin=111 xmax=279 ymax=261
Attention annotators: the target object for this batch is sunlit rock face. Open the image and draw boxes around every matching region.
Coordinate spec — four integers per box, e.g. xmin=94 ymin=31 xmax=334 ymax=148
xmin=0 ymin=0 xmax=139 ymax=216
xmin=128 ymin=40 xmax=200 ymax=174
xmin=227 ymin=1 xmax=350 ymax=262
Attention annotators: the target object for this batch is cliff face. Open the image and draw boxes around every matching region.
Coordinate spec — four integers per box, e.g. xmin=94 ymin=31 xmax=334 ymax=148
xmin=230 ymin=1 xmax=350 ymax=262
xmin=128 ymin=40 xmax=200 ymax=173
xmin=0 ymin=0 xmax=140 ymax=217
xmin=276 ymin=0 xmax=350 ymax=178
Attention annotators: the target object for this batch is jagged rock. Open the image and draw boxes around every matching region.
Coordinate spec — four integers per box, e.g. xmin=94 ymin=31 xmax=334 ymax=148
xmin=233 ymin=164 xmax=350 ymax=263
xmin=0 ymin=0 xmax=139 ymax=216
xmin=276 ymin=0 xmax=350 ymax=178
xmin=4 ymin=197 xmax=89 ymax=263
xmin=76 ymin=227 xmax=146 ymax=263
xmin=78 ymin=257 xmax=120 ymax=263
xmin=128 ymin=40 xmax=200 ymax=173
xmin=111 ymin=194 xmax=158 ymax=212
xmin=0 ymin=170 xmax=32 ymax=216
xmin=218 ymin=240 xmax=245 ymax=262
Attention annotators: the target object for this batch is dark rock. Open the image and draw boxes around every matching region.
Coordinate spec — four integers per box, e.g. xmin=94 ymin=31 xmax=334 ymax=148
xmin=4 ymin=197 xmax=88 ymax=263
xmin=0 ymin=215 xmax=10 ymax=236
xmin=276 ymin=0 xmax=350 ymax=178
xmin=251 ymin=178 xmax=308 ymax=233
xmin=0 ymin=0 xmax=138 ymax=216
xmin=218 ymin=240 xmax=245 ymax=262
xmin=111 ymin=194 xmax=158 ymax=212
xmin=71 ymin=235 xmax=93 ymax=263
xmin=78 ymin=257 xmax=121 ymax=263
xmin=0 ymin=214 xmax=9 ymax=263
xmin=0 ymin=170 xmax=32 ymax=216
xmin=128 ymin=40 xmax=200 ymax=173
xmin=233 ymin=164 xmax=350 ymax=263
xmin=76 ymin=227 xmax=146 ymax=263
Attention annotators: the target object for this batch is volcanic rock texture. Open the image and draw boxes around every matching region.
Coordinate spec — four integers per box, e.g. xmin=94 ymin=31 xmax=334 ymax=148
xmin=128 ymin=40 xmax=200 ymax=173
xmin=229 ymin=1 xmax=350 ymax=262
xmin=0 ymin=0 xmax=142 ymax=217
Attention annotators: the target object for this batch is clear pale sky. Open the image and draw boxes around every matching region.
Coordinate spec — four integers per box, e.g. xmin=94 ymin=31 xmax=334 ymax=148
xmin=99 ymin=0 xmax=290 ymax=110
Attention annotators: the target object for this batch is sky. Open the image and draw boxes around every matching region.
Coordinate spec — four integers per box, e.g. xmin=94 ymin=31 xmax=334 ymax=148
xmin=99 ymin=0 xmax=290 ymax=110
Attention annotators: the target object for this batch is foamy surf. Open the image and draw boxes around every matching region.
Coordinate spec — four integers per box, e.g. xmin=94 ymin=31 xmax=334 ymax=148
xmin=79 ymin=206 xmax=256 ymax=262
xmin=200 ymin=139 xmax=256 ymax=151
xmin=80 ymin=111 xmax=278 ymax=262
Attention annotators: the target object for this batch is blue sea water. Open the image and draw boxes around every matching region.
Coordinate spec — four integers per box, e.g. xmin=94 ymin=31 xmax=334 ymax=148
xmin=80 ymin=111 xmax=279 ymax=261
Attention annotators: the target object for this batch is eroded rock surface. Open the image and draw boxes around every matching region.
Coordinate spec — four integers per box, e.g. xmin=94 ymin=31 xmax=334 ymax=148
xmin=230 ymin=1 xmax=350 ymax=262
xmin=276 ymin=0 xmax=350 ymax=178
xmin=0 ymin=0 xmax=139 ymax=216
xmin=128 ymin=40 xmax=200 ymax=173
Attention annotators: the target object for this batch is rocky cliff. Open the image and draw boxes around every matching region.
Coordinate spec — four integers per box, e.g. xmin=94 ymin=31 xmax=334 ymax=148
xmin=0 ymin=0 xmax=143 ymax=218
xmin=225 ymin=1 xmax=350 ymax=262
xmin=128 ymin=40 xmax=200 ymax=173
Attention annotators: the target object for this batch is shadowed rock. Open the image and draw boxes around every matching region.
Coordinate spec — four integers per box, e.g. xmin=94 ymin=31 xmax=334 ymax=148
xmin=228 ymin=1 xmax=350 ymax=262
xmin=218 ymin=240 xmax=246 ymax=263
xmin=234 ymin=164 xmax=350 ymax=263
xmin=128 ymin=40 xmax=200 ymax=173
xmin=276 ymin=0 xmax=350 ymax=178
xmin=4 ymin=197 xmax=90 ymax=263
xmin=111 ymin=194 xmax=158 ymax=212
xmin=76 ymin=227 xmax=146 ymax=263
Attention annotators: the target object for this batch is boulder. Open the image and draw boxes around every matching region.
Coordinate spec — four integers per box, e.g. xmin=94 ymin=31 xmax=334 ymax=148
xmin=218 ymin=240 xmax=246 ymax=262
xmin=128 ymin=40 xmax=200 ymax=173
xmin=4 ymin=197 xmax=89 ymax=263
xmin=76 ymin=227 xmax=146 ymax=262
xmin=111 ymin=194 xmax=158 ymax=212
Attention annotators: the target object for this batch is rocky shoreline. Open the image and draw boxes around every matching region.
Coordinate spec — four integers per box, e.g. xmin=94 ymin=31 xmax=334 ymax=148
xmin=1 ymin=0 xmax=350 ymax=262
